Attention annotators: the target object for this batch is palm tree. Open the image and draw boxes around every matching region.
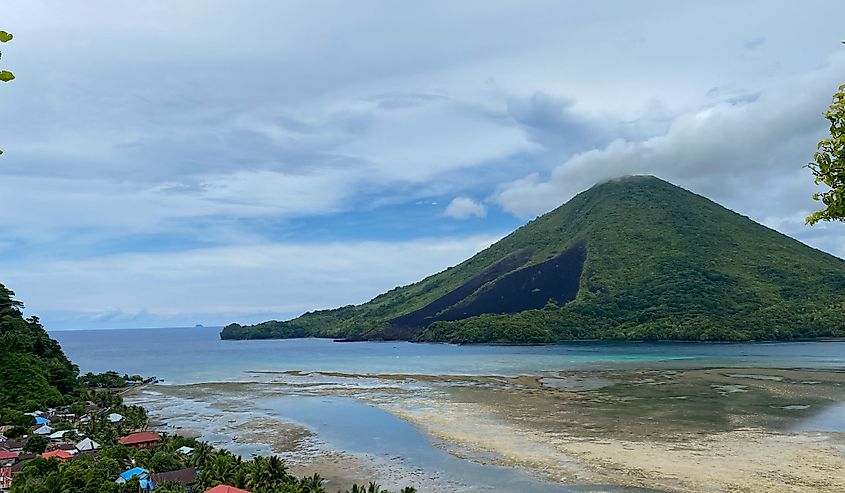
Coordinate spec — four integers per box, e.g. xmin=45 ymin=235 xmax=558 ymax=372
xmin=190 ymin=442 xmax=214 ymax=468
xmin=209 ymin=453 xmax=237 ymax=484
xmin=266 ymin=455 xmax=288 ymax=482
xmin=299 ymin=473 xmax=325 ymax=493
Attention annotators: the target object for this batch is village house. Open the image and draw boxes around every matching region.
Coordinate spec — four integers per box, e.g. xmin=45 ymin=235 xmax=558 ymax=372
xmin=205 ymin=485 xmax=252 ymax=493
xmin=145 ymin=467 xmax=198 ymax=492
xmin=116 ymin=467 xmax=149 ymax=484
xmin=0 ymin=465 xmax=12 ymax=491
xmin=0 ymin=450 xmax=18 ymax=466
xmin=0 ymin=440 xmax=22 ymax=452
xmin=48 ymin=429 xmax=81 ymax=441
xmin=49 ymin=443 xmax=77 ymax=453
xmin=32 ymin=424 xmax=53 ymax=436
xmin=118 ymin=431 xmax=161 ymax=448
xmin=84 ymin=402 xmax=102 ymax=413
xmin=76 ymin=437 xmax=100 ymax=452
xmin=41 ymin=449 xmax=75 ymax=460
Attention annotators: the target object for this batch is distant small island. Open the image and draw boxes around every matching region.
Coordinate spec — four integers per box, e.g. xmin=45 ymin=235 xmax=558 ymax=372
xmin=222 ymin=176 xmax=845 ymax=344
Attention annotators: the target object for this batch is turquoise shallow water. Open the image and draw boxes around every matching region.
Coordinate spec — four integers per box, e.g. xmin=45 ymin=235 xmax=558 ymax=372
xmin=259 ymin=395 xmax=660 ymax=493
xmin=52 ymin=328 xmax=845 ymax=492
xmin=51 ymin=327 xmax=845 ymax=385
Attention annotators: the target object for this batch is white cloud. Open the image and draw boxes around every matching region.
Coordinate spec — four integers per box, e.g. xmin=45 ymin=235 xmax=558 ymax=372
xmin=339 ymin=99 xmax=537 ymax=181
xmin=495 ymin=54 xmax=845 ymax=235
xmin=0 ymin=170 xmax=357 ymax=243
xmin=444 ymin=197 xmax=487 ymax=219
xmin=2 ymin=1 xmax=845 ymax=329
xmin=2 ymin=234 xmax=503 ymax=329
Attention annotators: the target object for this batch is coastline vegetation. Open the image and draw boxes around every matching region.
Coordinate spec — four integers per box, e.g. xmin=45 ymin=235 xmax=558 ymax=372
xmin=1 ymin=283 xmax=416 ymax=493
xmin=11 ymin=432 xmax=416 ymax=493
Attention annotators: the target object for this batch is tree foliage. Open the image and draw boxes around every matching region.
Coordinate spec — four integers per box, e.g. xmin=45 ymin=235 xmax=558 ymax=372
xmin=3 ymin=284 xmax=418 ymax=493
xmin=0 ymin=284 xmax=79 ymax=411
xmin=79 ymin=371 xmax=141 ymax=389
xmin=12 ymin=432 xmax=416 ymax=493
xmin=0 ymin=30 xmax=12 ymax=156
xmin=807 ymin=75 xmax=845 ymax=223
xmin=22 ymin=435 xmax=47 ymax=454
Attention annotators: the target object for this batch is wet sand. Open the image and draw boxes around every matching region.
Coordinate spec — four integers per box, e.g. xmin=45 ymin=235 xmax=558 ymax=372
xmin=128 ymin=367 xmax=845 ymax=493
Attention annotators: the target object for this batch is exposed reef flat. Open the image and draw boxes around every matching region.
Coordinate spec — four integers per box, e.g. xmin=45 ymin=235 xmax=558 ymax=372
xmin=128 ymin=367 xmax=845 ymax=493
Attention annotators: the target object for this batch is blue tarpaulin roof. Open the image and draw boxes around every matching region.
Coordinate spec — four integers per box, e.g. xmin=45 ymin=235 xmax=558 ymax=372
xmin=34 ymin=416 xmax=49 ymax=425
xmin=119 ymin=467 xmax=149 ymax=481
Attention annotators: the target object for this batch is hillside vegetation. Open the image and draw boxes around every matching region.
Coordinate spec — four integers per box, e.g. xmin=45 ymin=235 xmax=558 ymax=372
xmin=0 ymin=283 xmax=79 ymax=410
xmin=222 ymin=176 xmax=845 ymax=343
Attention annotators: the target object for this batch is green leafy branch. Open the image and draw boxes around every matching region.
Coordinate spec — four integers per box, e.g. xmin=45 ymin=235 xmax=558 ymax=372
xmin=806 ymin=41 xmax=845 ymax=224
xmin=0 ymin=31 xmax=12 ymax=82
xmin=0 ymin=30 xmax=12 ymax=156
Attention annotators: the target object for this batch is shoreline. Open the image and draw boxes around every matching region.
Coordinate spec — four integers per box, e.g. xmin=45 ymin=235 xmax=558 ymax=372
xmin=219 ymin=333 xmax=845 ymax=344
xmin=126 ymin=366 xmax=845 ymax=493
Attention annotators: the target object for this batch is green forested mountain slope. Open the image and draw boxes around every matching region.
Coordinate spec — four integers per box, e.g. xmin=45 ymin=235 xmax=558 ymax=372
xmin=222 ymin=176 xmax=845 ymax=343
xmin=0 ymin=283 xmax=79 ymax=410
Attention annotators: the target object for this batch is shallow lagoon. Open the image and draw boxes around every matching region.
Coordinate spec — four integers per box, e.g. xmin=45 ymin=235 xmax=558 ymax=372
xmin=53 ymin=328 xmax=845 ymax=492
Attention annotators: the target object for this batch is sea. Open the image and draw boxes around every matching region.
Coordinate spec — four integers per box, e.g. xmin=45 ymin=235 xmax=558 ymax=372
xmin=51 ymin=326 xmax=845 ymax=385
xmin=50 ymin=327 xmax=845 ymax=493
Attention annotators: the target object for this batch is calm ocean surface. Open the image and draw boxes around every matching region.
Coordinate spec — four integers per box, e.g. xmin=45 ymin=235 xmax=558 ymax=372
xmin=50 ymin=327 xmax=845 ymax=493
xmin=51 ymin=326 xmax=845 ymax=384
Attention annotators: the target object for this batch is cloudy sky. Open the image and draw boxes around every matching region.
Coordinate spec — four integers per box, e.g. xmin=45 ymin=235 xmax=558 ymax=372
xmin=1 ymin=1 xmax=843 ymax=329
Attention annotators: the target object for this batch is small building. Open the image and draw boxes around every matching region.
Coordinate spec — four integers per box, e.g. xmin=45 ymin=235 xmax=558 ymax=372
xmin=146 ymin=467 xmax=198 ymax=491
xmin=41 ymin=449 xmax=75 ymax=460
xmin=84 ymin=402 xmax=102 ymax=413
xmin=34 ymin=416 xmax=50 ymax=425
xmin=76 ymin=438 xmax=101 ymax=452
xmin=205 ymin=485 xmax=252 ymax=493
xmin=0 ymin=449 xmax=18 ymax=465
xmin=107 ymin=413 xmax=124 ymax=423
xmin=118 ymin=432 xmax=161 ymax=448
xmin=116 ymin=467 xmax=149 ymax=484
xmin=0 ymin=440 xmax=23 ymax=451
xmin=33 ymin=425 xmax=54 ymax=435
xmin=48 ymin=429 xmax=80 ymax=441
xmin=177 ymin=446 xmax=194 ymax=455
xmin=0 ymin=465 xmax=12 ymax=490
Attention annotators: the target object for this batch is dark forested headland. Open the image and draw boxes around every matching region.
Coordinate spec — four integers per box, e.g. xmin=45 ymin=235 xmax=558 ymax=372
xmin=222 ymin=176 xmax=845 ymax=344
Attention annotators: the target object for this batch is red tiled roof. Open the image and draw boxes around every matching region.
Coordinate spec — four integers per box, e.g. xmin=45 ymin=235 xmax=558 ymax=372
xmin=205 ymin=485 xmax=252 ymax=493
xmin=41 ymin=449 xmax=74 ymax=460
xmin=118 ymin=432 xmax=161 ymax=446
xmin=0 ymin=449 xmax=18 ymax=460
